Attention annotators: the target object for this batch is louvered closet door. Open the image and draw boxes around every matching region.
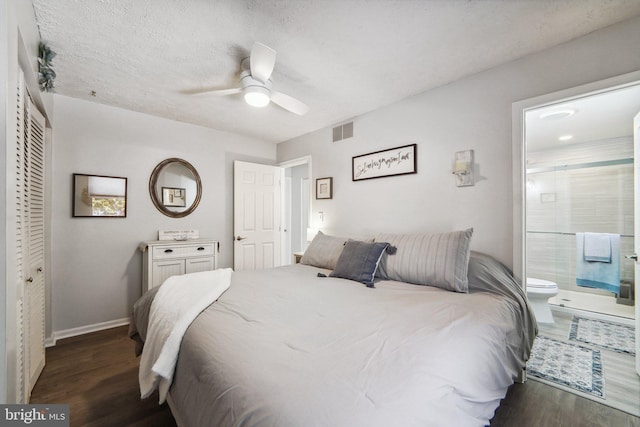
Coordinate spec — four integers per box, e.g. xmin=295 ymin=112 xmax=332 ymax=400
xmin=15 ymin=70 xmax=47 ymax=402
xmin=15 ymin=70 xmax=27 ymax=403
xmin=25 ymin=99 xmax=46 ymax=393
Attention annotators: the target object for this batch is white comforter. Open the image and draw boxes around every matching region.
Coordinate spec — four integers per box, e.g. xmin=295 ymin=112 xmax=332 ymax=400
xmin=139 ymin=268 xmax=232 ymax=403
xmin=157 ymin=264 xmax=530 ymax=427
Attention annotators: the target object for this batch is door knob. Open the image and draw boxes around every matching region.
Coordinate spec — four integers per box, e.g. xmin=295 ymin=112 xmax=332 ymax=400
xmin=625 ymin=254 xmax=638 ymax=261
xmin=236 ymin=236 xmax=247 ymax=241
xmin=26 ymin=277 xmax=33 ymax=283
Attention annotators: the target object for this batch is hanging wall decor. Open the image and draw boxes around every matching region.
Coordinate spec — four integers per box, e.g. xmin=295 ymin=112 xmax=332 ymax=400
xmin=38 ymin=42 xmax=57 ymax=92
xmin=452 ymin=149 xmax=475 ymax=187
xmin=316 ymin=177 xmax=333 ymax=199
xmin=352 ymin=144 xmax=417 ymax=181
xmin=73 ymin=174 xmax=127 ymax=217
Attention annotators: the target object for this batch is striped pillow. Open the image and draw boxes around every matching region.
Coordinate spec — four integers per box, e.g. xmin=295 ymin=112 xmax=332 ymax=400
xmin=375 ymin=229 xmax=473 ymax=292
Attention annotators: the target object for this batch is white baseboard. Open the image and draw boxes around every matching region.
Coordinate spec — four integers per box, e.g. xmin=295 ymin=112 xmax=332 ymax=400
xmin=46 ymin=317 xmax=131 ymax=347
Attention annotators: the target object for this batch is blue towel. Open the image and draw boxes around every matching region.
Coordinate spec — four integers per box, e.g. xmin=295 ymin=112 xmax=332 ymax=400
xmin=575 ymin=233 xmax=620 ymax=294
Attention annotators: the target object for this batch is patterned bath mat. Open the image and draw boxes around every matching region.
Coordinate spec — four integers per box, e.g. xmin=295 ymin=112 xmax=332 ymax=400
xmin=569 ymin=316 xmax=635 ymax=356
xmin=527 ymin=335 xmax=604 ymax=398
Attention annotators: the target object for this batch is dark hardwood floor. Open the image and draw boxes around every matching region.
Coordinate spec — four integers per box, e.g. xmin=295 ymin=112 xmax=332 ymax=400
xmin=30 ymin=326 xmax=175 ymax=427
xmin=491 ymin=380 xmax=640 ymax=427
xmin=30 ymin=326 xmax=640 ymax=427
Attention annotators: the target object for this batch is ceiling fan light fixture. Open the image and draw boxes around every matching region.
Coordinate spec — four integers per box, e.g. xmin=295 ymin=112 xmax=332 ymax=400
xmin=195 ymin=42 xmax=307 ymax=115
xmin=244 ymin=86 xmax=271 ymax=108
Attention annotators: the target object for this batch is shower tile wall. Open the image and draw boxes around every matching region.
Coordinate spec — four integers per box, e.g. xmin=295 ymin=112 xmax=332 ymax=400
xmin=526 ymin=137 xmax=634 ymax=294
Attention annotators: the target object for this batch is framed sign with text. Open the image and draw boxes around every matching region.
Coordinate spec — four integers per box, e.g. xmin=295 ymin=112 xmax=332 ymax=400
xmin=352 ymin=144 xmax=417 ymax=181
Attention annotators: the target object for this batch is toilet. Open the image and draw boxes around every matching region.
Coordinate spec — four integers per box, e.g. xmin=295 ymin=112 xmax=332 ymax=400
xmin=526 ymin=278 xmax=559 ymax=324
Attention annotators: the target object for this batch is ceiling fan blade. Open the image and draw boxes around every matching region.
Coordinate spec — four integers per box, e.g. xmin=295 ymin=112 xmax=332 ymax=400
xmin=271 ymin=91 xmax=309 ymax=115
xmin=195 ymin=87 xmax=243 ymax=96
xmin=250 ymin=42 xmax=276 ymax=83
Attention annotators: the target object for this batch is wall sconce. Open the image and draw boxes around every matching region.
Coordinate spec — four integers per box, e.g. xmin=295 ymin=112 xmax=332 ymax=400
xmin=452 ymin=149 xmax=474 ymax=187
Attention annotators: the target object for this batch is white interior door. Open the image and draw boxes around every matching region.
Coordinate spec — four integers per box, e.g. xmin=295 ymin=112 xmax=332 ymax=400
xmin=233 ymin=161 xmax=283 ymax=271
xmin=634 ymin=111 xmax=640 ymax=376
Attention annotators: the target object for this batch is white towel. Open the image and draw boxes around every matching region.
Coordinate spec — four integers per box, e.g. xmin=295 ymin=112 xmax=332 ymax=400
xmin=576 ymin=233 xmax=620 ymax=294
xmin=139 ymin=268 xmax=233 ymax=403
xmin=583 ymin=232 xmax=611 ymax=263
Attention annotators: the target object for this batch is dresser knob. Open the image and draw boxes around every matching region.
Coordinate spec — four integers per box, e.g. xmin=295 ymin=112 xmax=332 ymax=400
xmin=197 ymin=247 xmax=205 ymax=251
xmin=164 ymin=249 xmax=173 ymax=253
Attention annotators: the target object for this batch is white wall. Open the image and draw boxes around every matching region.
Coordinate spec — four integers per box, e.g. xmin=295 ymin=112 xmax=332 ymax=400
xmin=277 ymin=15 xmax=640 ymax=268
xmin=51 ymin=95 xmax=275 ymax=334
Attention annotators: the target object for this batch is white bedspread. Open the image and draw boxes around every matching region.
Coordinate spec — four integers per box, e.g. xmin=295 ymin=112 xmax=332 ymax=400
xmin=161 ymin=264 xmax=531 ymax=426
xmin=139 ymin=268 xmax=232 ymax=403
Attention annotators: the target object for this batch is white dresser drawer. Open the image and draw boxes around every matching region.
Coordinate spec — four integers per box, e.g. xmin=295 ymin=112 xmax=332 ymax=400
xmin=141 ymin=239 xmax=219 ymax=292
xmin=152 ymin=243 xmax=214 ymax=259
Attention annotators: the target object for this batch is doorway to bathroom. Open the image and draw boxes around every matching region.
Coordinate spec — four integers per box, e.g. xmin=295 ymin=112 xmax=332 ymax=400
xmin=514 ymin=73 xmax=640 ymax=411
xmin=524 ymin=83 xmax=640 ymax=320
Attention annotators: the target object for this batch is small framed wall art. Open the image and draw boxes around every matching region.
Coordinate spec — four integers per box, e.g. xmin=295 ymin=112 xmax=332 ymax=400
xmin=316 ymin=177 xmax=333 ymax=199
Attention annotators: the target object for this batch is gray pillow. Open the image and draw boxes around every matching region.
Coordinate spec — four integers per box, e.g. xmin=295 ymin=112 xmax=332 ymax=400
xmin=300 ymin=231 xmax=348 ymax=270
xmin=329 ymin=241 xmax=390 ymax=287
xmin=375 ymin=228 xmax=473 ymax=292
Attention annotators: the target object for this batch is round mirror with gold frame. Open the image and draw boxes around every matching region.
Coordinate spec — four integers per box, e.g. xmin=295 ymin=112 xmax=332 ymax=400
xmin=149 ymin=158 xmax=202 ymax=218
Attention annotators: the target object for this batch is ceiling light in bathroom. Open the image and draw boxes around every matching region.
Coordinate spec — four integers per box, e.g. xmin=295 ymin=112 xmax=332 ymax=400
xmin=558 ymin=135 xmax=573 ymax=141
xmin=539 ymin=109 xmax=576 ymax=120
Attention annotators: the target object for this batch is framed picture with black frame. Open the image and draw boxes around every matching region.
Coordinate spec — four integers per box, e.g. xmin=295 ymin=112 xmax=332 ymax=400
xmin=352 ymin=144 xmax=417 ymax=181
xmin=316 ymin=177 xmax=333 ymax=199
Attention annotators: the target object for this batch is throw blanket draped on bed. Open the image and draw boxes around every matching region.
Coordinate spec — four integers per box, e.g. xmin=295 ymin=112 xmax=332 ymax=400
xmin=139 ymin=268 xmax=233 ymax=403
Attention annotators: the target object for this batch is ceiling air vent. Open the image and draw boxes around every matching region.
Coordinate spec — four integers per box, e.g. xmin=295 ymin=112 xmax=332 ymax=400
xmin=332 ymin=121 xmax=354 ymax=142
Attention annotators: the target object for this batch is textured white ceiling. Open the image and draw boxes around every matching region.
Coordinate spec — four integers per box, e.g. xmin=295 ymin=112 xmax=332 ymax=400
xmin=32 ymin=0 xmax=640 ymax=143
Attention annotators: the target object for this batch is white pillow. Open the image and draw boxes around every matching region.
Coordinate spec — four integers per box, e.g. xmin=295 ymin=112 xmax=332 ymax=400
xmin=375 ymin=228 xmax=473 ymax=292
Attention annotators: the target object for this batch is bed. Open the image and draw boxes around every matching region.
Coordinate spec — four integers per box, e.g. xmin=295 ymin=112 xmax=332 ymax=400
xmin=130 ymin=230 xmax=537 ymax=427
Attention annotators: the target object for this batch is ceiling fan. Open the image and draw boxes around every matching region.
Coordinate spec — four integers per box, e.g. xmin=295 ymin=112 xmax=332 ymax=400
xmin=201 ymin=42 xmax=309 ymax=116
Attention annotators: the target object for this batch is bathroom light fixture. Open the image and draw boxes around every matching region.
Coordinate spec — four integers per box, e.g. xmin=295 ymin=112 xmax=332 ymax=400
xmin=539 ymin=109 xmax=576 ymax=120
xmin=558 ymin=134 xmax=573 ymax=141
xmin=244 ymin=86 xmax=271 ymax=107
